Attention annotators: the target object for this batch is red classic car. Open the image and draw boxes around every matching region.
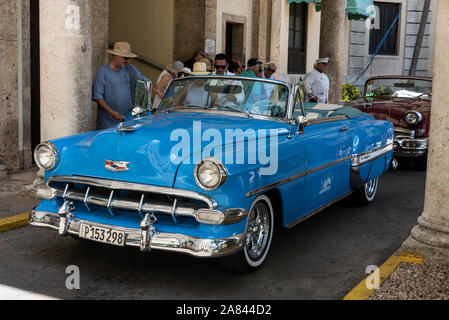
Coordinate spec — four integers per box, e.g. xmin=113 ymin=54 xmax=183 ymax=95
xmin=349 ymin=76 xmax=432 ymax=170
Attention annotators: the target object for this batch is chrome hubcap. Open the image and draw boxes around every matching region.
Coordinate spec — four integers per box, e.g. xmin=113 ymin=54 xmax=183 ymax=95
xmin=246 ymin=202 xmax=270 ymax=261
xmin=365 ymin=178 xmax=378 ymax=200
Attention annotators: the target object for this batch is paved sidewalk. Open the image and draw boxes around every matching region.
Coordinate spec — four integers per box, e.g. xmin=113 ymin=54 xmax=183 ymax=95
xmin=0 ymin=168 xmax=40 ymax=219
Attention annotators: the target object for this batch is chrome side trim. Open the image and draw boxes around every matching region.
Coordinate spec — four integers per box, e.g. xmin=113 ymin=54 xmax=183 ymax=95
xmin=246 ymin=143 xmax=393 ymax=198
xmin=47 ymin=175 xmax=217 ymax=208
xmin=29 ymin=211 xmax=246 ymax=258
xmin=351 ymin=143 xmax=393 ymax=167
xmin=245 ymin=155 xmax=352 ymax=198
xmin=286 ymin=192 xmax=352 ymax=229
xmin=350 ymin=143 xmax=393 ymax=189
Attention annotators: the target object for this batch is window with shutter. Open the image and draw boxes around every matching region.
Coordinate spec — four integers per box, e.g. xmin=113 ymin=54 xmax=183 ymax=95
xmin=369 ymin=2 xmax=401 ymax=56
xmin=288 ymin=3 xmax=308 ymax=74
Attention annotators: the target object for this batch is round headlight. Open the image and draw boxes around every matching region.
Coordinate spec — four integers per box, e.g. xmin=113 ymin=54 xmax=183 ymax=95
xmin=34 ymin=143 xmax=59 ymax=170
xmin=405 ymin=111 xmax=422 ymax=125
xmin=194 ymin=158 xmax=227 ymax=191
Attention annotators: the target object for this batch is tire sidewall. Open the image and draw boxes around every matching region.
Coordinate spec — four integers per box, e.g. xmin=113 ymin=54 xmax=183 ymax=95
xmin=243 ymin=195 xmax=274 ymax=268
xmin=364 ymin=177 xmax=378 ymax=202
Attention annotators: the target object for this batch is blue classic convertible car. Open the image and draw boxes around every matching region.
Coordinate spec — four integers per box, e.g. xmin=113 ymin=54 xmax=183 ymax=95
xmin=30 ymin=76 xmax=394 ymax=273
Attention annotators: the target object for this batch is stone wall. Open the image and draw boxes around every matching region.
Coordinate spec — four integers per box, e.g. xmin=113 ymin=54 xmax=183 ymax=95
xmin=404 ymin=0 xmax=433 ymax=76
xmin=174 ymin=0 xmax=217 ymax=62
xmin=0 ymin=0 xmax=32 ymax=173
xmin=345 ymin=0 xmax=434 ymax=86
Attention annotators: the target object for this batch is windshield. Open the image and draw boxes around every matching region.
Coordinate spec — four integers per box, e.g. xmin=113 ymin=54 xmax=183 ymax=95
xmin=157 ymin=77 xmax=289 ymax=119
xmin=365 ymin=78 xmax=432 ymax=100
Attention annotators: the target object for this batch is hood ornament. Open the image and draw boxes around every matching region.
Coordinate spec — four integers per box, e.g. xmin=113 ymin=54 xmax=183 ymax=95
xmin=105 ymin=160 xmax=130 ymax=172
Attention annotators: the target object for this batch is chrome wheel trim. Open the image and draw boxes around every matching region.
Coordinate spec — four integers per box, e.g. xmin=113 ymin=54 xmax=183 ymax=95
xmin=364 ymin=177 xmax=378 ymax=202
xmin=244 ymin=195 xmax=274 ymax=267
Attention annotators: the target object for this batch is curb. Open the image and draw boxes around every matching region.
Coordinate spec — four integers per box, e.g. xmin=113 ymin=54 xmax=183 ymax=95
xmin=0 ymin=213 xmax=30 ymax=233
xmin=343 ymin=252 xmax=425 ymax=300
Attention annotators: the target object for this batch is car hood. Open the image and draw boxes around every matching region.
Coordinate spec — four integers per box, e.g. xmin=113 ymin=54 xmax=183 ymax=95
xmin=349 ymin=98 xmax=431 ymax=134
xmin=49 ymin=111 xmax=289 ymax=187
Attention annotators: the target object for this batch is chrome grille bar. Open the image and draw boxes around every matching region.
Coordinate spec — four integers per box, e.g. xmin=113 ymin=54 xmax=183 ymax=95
xmin=52 ymin=187 xmax=197 ymax=219
xmin=48 ymin=175 xmax=217 ymax=208
xmin=107 ymin=190 xmax=115 ymax=216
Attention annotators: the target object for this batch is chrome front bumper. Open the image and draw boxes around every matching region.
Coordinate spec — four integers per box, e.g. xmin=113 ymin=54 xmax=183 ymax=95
xmin=394 ymin=137 xmax=429 ymax=158
xmin=29 ymin=210 xmax=246 ymax=258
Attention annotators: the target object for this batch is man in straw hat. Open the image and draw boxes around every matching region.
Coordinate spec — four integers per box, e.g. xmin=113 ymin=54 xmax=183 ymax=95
xmin=304 ymin=57 xmax=330 ymax=104
xmin=92 ymin=42 xmax=151 ymax=130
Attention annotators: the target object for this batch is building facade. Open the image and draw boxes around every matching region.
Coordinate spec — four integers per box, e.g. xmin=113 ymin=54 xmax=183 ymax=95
xmin=0 ymin=0 xmax=438 ymax=174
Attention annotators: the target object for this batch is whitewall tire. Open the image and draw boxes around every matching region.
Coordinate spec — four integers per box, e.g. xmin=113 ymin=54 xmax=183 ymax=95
xmin=219 ymin=195 xmax=274 ymax=273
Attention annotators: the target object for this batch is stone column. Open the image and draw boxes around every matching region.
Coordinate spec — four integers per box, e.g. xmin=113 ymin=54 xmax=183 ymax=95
xmin=252 ymin=0 xmax=269 ymax=63
xmin=402 ymin=1 xmax=449 ymax=263
xmin=0 ymin=0 xmax=31 ymax=173
xmin=319 ymin=0 xmax=346 ymax=104
xmin=269 ymin=0 xmax=282 ymax=70
xmin=40 ymin=0 xmax=92 ymax=142
xmin=91 ymin=0 xmax=109 ymax=130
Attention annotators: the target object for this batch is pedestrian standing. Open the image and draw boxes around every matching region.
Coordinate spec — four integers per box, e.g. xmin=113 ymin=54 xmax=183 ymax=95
xmin=184 ymin=50 xmax=206 ymax=71
xmin=92 ymin=42 xmax=149 ymax=130
xmin=240 ymin=58 xmax=262 ymax=78
xmin=263 ymin=62 xmax=277 ymax=80
xmin=262 ymin=62 xmax=277 ymax=99
xmin=153 ymin=61 xmax=184 ymax=109
xmin=229 ymin=60 xmax=244 ymax=75
xmin=304 ymin=58 xmax=330 ymax=103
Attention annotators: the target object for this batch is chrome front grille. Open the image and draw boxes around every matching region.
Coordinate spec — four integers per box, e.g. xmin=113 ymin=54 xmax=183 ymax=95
xmin=394 ymin=128 xmax=412 ymax=139
xmin=47 ymin=176 xmax=213 ymax=223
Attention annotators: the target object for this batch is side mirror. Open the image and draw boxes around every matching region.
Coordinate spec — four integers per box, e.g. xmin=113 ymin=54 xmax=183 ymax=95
xmin=132 ymin=106 xmax=145 ymax=119
xmin=296 ymin=116 xmax=308 ymax=134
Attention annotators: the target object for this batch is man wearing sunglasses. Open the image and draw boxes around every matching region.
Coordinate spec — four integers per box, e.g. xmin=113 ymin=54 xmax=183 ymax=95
xmin=212 ymin=53 xmax=244 ymax=106
xmin=261 ymin=62 xmax=277 ymax=100
xmin=263 ymin=63 xmax=277 ymax=80
xmin=213 ymin=53 xmax=234 ymax=76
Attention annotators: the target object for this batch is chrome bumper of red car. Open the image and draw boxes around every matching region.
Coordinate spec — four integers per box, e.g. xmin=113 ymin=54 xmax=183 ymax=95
xmin=29 ymin=209 xmax=246 ymax=258
xmin=394 ymin=137 xmax=429 ymax=158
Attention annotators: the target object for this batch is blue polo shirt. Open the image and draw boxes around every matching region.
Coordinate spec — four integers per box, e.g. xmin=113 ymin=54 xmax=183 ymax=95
xmin=92 ymin=63 xmax=147 ymax=130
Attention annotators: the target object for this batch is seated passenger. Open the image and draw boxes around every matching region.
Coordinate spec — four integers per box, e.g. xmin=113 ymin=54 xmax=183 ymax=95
xmin=175 ymin=62 xmax=213 ymax=107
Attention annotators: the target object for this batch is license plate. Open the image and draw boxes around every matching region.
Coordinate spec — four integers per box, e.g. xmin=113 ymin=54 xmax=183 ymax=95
xmin=79 ymin=224 xmax=126 ymax=247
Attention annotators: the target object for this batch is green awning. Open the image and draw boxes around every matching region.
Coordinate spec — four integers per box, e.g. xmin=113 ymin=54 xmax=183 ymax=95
xmin=287 ymin=0 xmax=376 ymax=20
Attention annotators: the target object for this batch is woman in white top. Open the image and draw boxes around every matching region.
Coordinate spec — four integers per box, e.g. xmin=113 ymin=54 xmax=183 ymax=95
xmin=153 ymin=61 xmax=184 ymax=109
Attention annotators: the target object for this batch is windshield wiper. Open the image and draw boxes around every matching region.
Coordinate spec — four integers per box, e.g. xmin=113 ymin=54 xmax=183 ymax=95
xmin=214 ymin=104 xmax=252 ymax=118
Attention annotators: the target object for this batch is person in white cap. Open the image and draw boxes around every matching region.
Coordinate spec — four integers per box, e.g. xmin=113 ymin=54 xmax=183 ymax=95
xmin=93 ymin=42 xmax=150 ymax=130
xmin=152 ymin=60 xmax=185 ymax=109
xmin=304 ymin=58 xmax=330 ymax=104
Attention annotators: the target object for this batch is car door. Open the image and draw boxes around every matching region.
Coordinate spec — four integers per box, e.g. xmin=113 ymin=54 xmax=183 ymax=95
xmin=299 ymin=105 xmax=356 ymax=216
